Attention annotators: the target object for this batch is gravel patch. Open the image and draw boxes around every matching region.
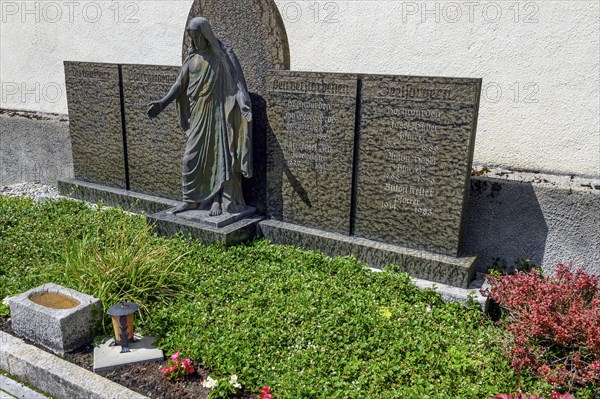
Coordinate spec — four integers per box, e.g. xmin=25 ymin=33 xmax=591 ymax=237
xmin=0 ymin=183 xmax=61 ymax=202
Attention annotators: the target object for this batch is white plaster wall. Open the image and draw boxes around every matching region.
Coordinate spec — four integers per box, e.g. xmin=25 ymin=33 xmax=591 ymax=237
xmin=1 ymin=1 xmax=599 ymax=177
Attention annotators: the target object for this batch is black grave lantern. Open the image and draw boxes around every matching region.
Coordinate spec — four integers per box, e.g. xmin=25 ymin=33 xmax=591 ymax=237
xmin=107 ymin=302 xmax=139 ymax=353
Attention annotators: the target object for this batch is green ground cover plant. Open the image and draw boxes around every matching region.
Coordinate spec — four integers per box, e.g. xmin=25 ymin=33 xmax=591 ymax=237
xmin=1 ymin=196 xmax=594 ymax=398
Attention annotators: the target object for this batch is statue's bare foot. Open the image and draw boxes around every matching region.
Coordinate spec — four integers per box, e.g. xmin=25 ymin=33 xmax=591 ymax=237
xmin=170 ymin=202 xmax=199 ymax=215
xmin=209 ymin=201 xmax=222 ymax=216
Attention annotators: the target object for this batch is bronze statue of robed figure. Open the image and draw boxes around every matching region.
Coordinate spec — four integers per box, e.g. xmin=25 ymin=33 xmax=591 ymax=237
xmin=148 ymin=17 xmax=253 ymax=216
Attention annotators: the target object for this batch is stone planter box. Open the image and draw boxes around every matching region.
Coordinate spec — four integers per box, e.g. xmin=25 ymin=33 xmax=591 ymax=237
xmin=8 ymin=283 xmax=101 ymax=355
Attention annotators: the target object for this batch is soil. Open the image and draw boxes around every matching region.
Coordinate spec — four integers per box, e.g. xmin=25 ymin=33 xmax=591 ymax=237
xmin=0 ymin=317 xmax=255 ymax=399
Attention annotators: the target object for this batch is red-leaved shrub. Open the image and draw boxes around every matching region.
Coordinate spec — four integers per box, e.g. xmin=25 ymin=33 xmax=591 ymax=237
xmin=484 ymin=263 xmax=600 ymax=389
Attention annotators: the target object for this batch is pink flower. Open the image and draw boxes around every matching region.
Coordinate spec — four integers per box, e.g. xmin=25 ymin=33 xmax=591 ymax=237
xmin=160 ymin=365 xmax=177 ymax=375
xmin=259 ymin=386 xmax=272 ymax=399
xmin=161 ymin=351 xmax=195 ymax=381
xmin=181 ymin=358 xmax=194 ymax=373
xmin=550 ymin=393 xmax=575 ymax=399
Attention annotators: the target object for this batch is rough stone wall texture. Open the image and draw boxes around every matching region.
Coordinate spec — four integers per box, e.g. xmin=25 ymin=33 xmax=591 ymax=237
xmin=0 ymin=111 xmax=73 ymax=186
xmin=122 ymin=64 xmax=185 ymax=200
xmin=1 ymin=2 xmax=598 ymax=177
xmin=64 ymin=62 xmax=126 ymax=189
xmin=463 ymin=169 xmax=600 ymax=275
xmin=355 ymin=75 xmax=480 ymax=256
xmin=266 ymin=71 xmax=357 ymax=234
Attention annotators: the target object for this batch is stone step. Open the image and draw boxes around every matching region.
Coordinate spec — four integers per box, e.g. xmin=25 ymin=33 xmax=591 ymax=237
xmin=0 ymin=374 xmax=51 ymax=399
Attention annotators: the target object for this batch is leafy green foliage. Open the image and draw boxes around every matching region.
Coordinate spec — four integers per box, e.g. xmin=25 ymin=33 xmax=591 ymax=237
xmin=207 ymin=379 xmax=237 ymax=399
xmin=47 ymin=224 xmax=189 ymax=322
xmin=0 ymin=196 xmax=576 ymax=398
xmin=148 ymin=241 xmax=540 ymax=398
xmin=0 ymin=197 xmax=189 ymax=329
xmin=489 ymin=257 xmax=540 ymax=277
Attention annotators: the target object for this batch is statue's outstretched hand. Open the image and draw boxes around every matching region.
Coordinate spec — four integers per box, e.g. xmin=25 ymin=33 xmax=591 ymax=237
xmin=240 ymin=103 xmax=252 ymax=122
xmin=147 ymin=101 xmax=163 ymax=118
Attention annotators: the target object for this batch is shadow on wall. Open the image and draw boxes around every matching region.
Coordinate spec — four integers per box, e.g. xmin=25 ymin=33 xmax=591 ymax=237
xmin=242 ymin=93 xmax=271 ymax=215
xmin=463 ymin=176 xmax=548 ymax=273
xmin=264 ymin=102 xmax=312 ymax=221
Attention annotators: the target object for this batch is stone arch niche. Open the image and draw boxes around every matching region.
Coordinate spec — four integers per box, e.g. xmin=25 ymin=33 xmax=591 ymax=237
xmin=182 ymin=0 xmax=290 ymax=213
xmin=182 ymin=0 xmax=290 ymax=95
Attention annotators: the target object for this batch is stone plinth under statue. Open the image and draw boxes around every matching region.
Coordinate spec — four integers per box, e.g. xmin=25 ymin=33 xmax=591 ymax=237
xmin=58 ymin=177 xmax=262 ymax=246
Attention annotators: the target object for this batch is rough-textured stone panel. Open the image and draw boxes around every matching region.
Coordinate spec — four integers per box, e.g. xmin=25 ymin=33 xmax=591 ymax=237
xmin=266 ymin=71 xmax=357 ymax=234
xmin=64 ymin=62 xmax=125 ymax=188
xmin=122 ymin=64 xmax=186 ymax=200
xmin=183 ymin=0 xmax=290 ymax=94
xmin=0 ymin=111 xmax=72 ymax=186
xmin=355 ymin=75 xmax=481 ymax=256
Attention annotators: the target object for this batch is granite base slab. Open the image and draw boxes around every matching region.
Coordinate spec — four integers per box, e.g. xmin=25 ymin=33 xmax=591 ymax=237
xmin=148 ymin=210 xmax=262 ymax=247
xmin=93 ymin=335 xmax=163 ymax=373
xmin=57 ymin=178 xmax=179 ymax=214
xmin=171 ymin=206 xmax=257 ymax=228
xmin=258 ymin=220 xmax=477 ymax=288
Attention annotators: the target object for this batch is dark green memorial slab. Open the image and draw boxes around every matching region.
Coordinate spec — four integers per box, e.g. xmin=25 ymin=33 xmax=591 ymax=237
xmin=64 ymin=62 xmax=126 ymax=188
xmin=266 ymin=71 xmax=357 ymax=234
xmin=122 ymin=64 xmax=186 ymax=200
xmin=355 ymin=75 xmax=481 ymax=256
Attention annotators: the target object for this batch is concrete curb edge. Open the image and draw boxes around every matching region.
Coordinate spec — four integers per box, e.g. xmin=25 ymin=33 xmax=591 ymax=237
xmin=370 ymin=268 xmax=490 ymax=311
xmin=0 ymin=331 xmax=149 ymax=399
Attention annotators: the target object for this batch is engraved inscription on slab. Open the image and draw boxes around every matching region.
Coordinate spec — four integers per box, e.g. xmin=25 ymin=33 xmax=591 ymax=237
xmin=355 ymin=75 xmax=481 ymax=256
xmin=64 ymin=62 xmax=126 ymax=188
xmin=122 ymin=65 xmax=186 ymax=200
xmin=266 ymin=71 xmax=357 ymax=234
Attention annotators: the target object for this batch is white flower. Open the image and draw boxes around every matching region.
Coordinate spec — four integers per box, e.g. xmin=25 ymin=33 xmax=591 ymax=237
xmin=2 ymin=297 xmax=10 ymax=307
xmin=425 ymin=305 xmax=432 ymax=313
xmin=229 ymin=374 xmax=242 ymax=389
xmin=202 ymin=376 xmax=219 ymax=389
